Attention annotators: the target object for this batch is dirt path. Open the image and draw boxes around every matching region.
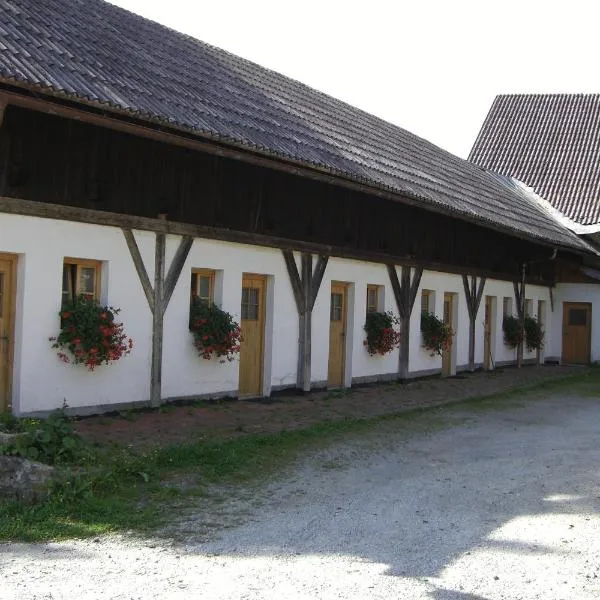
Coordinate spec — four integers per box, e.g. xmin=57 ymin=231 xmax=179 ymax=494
xmin=75 ymin=364 xmax=585 ymax=448
xmin=4 ymin=390 xmax=600 ymax=599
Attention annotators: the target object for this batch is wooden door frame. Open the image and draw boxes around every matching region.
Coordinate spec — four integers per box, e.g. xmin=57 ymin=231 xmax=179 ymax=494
xmin=239 ymin=273 xmax=268 ymax=398
xmin=0 ymin=252 xmax=17 ymax=413
xmin=562 ymin=301 xmax=592 ymax=365
xmin=328 ymin=281 xmax=349 ymax=388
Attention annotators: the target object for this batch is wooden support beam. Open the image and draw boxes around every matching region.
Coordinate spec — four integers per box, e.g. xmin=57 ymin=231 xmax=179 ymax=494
xmin=282 ymin=250 xmax=304 ymax=313
xmin=549 ymin=287 xmax=555 ymax=312
xmin=309 ymin=255 xmax=329 ymax=312
xmin=387 ymin=265 xmax=422 ymax=379
xmin=162 ymin=235 xmax=193 ymax=313
xmin=122 ymin=229 xmax=154 ymax=312
xmin=462 ymin=275 xmax=486 ymax=372
xmin=0 ymin=196 xmax=542 ymax=284
xmin=0 ymin=100 xmax=6 ymax=129
xmin=123 ymin=228 xmax=194 ymax=407
xmin=513 ymin=278 xmax=526 ymax=368
xmin=151 ymin=233 xmax=166 ymax=407
xmin=282 ymin=250 xmax=328 ymax=393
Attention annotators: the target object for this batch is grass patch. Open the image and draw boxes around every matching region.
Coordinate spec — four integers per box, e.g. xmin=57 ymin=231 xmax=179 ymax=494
xmin=1 ymin=368 xmax=598 ymax=543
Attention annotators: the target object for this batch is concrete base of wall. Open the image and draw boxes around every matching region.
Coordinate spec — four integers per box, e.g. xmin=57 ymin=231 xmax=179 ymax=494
xmin=21 ymin=359 xmax=562 ymax=418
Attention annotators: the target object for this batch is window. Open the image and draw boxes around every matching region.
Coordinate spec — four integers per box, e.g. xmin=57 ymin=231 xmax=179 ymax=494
xmin=191 ymin=269 xmax=215 ymax=306
xmin=503 ymin=297 xmax=513 ymax=317
xmin=241 ymin=287 xmax=260 ymax=320
xmin=62 ymin=258 xmax=101 ymax=307
xmin=525 ymin=299 xmax=533 ymax=317
xmin=366 ymin=285 xmax=380 ymax=314
xmin=330 ymin=292 xmax=343 ymax=322
xmin=421 ymin=289 xmax=434 ymax=315
xmin=569 ymin=308 xmax=588 ymax=327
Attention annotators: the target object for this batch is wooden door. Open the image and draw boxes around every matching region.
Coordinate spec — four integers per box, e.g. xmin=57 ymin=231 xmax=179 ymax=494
xmin=328 ymin=282 xmax=348 ymax=387
xmin=562 ymin=302 xmax=591 ymax=364
xmin=442 ymin=292 xmax=454 ymax=376
xmin=0 ymin=255 xmax=16 ymax=413
xmin=483 ymin=296 xmax=494 ymax=370
xmin=239 ymin=274 xmax=266 ymax=397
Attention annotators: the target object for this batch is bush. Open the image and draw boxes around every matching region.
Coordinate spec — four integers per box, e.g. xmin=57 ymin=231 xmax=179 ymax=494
xmin=421 ymin=312 xmax=453 ymax=357
xmin=0 ymin=406 xmax=89 ymax=465
xmin=50 ymin=296 xmax=133 ymax=371
xmin=524 ymin=316 xmax=544 ymax=351
xmin=189 ymin=298 xmax=242 ymax=361
xmin=0 ymin=412 xmax=25 ymax=433
xmin=503 ymin=315 xmax=524 ymax=349
xmin=363 ymin=311 xmax=401 ymax=356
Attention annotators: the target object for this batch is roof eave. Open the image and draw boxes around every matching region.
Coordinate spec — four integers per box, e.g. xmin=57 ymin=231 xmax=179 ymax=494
xmin=0 ymin=77 xmax=593 ymax=257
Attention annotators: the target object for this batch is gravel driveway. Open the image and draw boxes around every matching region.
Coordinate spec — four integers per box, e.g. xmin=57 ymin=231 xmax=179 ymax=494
xmin=3 ymin=393 xmax=600 ymax=599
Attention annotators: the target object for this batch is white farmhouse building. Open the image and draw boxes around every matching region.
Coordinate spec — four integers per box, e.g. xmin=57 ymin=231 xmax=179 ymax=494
xmin=0 ymin=2 xmax=598 ymax=417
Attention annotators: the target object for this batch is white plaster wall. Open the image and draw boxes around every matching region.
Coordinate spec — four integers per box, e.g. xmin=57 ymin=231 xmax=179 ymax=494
xmin=161 ymin=238 xmax=298 ymax=398
xmin=0 ymin=214 xmax=152 ymax=414
xmin=312 ymin=258 xmax=399 ymax=384
xmin=553 ymin=283 xmax=600 ymax=362
xmin=0 ymin=212 xmax=567 ymax=415
xmin=409 ymin=271 xmax=470 ymax=374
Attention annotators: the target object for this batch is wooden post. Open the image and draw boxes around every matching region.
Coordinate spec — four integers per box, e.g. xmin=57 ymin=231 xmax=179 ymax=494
xmin=282 ymin=250 xmax=328 ymax=392
xmin=387 ymin=264 xmax=423 ymax=380
xmin=462 ymin=275 xmax=486 ymax=372
xmin=123 ymin=227 xmax=193 ymax=407
xmin=513 ymin=276 xmax=526 ymax=368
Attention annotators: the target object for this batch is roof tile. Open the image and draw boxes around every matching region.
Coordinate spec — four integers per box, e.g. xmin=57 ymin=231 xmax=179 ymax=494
xmin=469 ymin=94 xmax=600 ymax=227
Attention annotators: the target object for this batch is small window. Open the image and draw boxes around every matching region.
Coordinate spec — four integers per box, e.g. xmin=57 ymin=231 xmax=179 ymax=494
xmin=241 ymin=287 xmax=260 ymax=320
xmin=191 ymin=269 xmax=215 ymax=306
xmin=366 ymin=285 xmax=380 ymax=314
xmin=330 ymin=293 xmax=343 ymax=322
xmin=421 ymin=289 xmax=434 ymax=315
xmin=569 ymin=308 xmax=588 ymax=327
xmin=62 ymin=258 xmax=101 ymax=307
xmin=503 ymin=297 xmax=513 ymax=317
xmin=525 ymin=299 xmax=533 ymax=317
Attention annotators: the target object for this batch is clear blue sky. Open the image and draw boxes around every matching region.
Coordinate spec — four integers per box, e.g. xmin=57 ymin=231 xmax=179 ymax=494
xmin=110 ymin=0 xmax=600 ymax=158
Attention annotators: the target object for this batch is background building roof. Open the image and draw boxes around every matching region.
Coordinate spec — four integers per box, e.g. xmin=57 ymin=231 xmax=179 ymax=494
xmin=469 ymin=94 xmax=600 ymax=227
xmin=0 ymin=0 xmax=593 ymax=253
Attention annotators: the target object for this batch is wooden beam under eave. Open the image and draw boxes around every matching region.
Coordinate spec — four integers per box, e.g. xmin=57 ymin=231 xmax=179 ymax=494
xmin=0 ymin=196 xmax=546 ymax=284
xmin=0 ymin=100 xmax=6 ymax=129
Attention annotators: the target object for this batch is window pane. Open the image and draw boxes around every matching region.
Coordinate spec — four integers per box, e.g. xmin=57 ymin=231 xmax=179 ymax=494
xmin=331 ymin=293 xmax=343 ymax=321
xmin=241 ymin=287 xmax=259 ymax=320
xmin=79 ymin=267 xmax=96 ymax=296
xmin=569 ymin=308 xmax=588 ymax=326
xmin=421 ymin=291 xmax=429 ymax=315
xmin=198 ymin=275 xmax=211 ymax=300
xmin=443 ymin=299 xmax=450 ymax=324
xmin=367 ymin=287 xmax=378 ymax=313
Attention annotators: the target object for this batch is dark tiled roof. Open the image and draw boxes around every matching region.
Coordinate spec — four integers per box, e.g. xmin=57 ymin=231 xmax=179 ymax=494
xmin=0 ymin=0 xmax=592 ymax=253
xmin=469 ymin=94 xmax=600 ymax=227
